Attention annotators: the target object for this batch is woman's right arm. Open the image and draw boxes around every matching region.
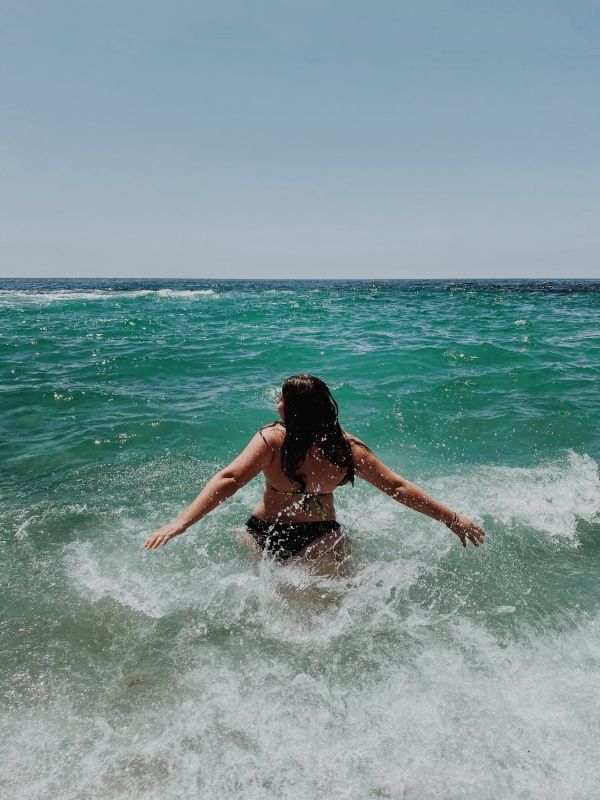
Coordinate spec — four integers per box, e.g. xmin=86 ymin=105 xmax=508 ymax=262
xmin=349 ymin=438 xmax=484 ymax=548
xmin=144 ymin=430 xmax=274 ymax=549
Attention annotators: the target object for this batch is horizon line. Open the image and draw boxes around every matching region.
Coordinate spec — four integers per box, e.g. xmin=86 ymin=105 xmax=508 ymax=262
xmin=1 ymin=276 xmax=599 ymax=282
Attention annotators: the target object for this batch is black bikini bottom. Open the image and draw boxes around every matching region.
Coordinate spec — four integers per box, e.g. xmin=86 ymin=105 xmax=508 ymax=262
xmin=245 ymin=515 xmax=341 ymax=561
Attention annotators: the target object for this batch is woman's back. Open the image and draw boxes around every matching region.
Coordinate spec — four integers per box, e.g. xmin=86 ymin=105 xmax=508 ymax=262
xmin=253 ymin=422 xmax=352 ymax=523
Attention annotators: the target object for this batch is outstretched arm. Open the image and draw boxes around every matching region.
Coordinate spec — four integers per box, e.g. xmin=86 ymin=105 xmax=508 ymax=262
xmin=144 ymin=432 xmax=273 ymax=549
xmin=349 ymin=438 xmax=484 ymax=548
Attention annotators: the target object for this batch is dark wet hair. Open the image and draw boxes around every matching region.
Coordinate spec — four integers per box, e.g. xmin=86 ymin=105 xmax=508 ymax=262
xmin=274 ymin=374 xmax=354 ymax=491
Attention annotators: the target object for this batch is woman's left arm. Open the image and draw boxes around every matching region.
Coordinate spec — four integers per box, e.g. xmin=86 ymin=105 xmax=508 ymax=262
xmin=349 ymin=438 xmax=485 ymax=548
xmin=144 ymin=432 xmax=273 ymax=549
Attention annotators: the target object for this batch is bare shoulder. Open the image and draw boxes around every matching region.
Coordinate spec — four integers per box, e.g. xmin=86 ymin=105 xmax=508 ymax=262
xmin=343 ymin=432 xmax=398 ymax=484
xmin=258 ymin=421 xmax=285 ymax=449
xmin=344 ymin=432 xmax=366 ymax=446
xmin=343 ymin=432 xmax=374 ymax=459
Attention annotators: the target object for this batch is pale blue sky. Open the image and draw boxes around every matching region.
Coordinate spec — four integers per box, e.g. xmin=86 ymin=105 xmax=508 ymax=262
xmin=1 ymin=1 xmax=599 ymax=278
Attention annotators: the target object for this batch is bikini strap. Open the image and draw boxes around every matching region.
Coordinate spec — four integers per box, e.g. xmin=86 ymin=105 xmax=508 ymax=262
xmin=259 ymin=420 xmax=284 ymax=446
xmin=266 ymin=483 xmax=330 ymax=497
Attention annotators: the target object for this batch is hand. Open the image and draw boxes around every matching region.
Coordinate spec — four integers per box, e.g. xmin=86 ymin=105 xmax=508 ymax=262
xmin=143 ymin=522 xmax=184 ymax=550
xmin=447 ymin=513 xmax=485 ymax=548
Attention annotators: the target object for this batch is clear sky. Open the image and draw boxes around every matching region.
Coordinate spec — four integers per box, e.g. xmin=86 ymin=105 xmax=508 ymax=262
xmin=1 ymin=1 xmax=599 ymax=279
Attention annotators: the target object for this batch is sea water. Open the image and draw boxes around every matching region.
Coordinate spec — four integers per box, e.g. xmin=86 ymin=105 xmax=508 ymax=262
xmin=1 ymin=279 xmax=599 ymax=799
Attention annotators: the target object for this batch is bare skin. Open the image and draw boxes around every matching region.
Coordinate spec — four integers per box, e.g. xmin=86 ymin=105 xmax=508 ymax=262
xmin=144 ymin=398 xmax=485 ymax=564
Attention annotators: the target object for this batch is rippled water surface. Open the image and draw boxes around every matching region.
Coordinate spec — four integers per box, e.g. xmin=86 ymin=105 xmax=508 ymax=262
xmin=1 ymin=279 xmax=600 ymax=799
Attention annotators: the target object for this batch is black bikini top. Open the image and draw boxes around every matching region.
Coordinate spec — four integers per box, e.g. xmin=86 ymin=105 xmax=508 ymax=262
xmin=265 ymin=483 xmax=331 ymax=517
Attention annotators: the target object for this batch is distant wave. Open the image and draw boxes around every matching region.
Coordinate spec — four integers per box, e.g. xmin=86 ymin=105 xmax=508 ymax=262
xmin=0 ymin=288 xmax=217 ymax=304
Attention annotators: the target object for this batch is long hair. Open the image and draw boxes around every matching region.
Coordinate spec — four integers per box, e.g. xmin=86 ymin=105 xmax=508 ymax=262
xmin=276 ymin=374 xmax=354 ymax=491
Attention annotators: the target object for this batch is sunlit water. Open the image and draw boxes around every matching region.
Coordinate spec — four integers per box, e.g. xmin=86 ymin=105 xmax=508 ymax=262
xmin=1 ymin=279 xmax=600 ymax=799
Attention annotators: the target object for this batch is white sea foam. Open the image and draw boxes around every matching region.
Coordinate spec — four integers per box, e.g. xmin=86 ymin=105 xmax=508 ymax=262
xmin=4 ymin=597 xmax=600 ymax=799
xmin=0 ymin=288 xmax=216 ymax=304
xmin=432 ymin=450 xmax=600 ymax=539
xmin=5 ymin=453 xmax=600 ymax=798
xmin=155 ymin=289 xmax=216 ymax=297
xmin=67 ymin=540 xmax=173 ymax=618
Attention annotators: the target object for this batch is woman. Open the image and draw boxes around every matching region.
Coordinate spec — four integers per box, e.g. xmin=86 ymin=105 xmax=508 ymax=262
xmin=144 ymin=374 xmax=484 ymax=564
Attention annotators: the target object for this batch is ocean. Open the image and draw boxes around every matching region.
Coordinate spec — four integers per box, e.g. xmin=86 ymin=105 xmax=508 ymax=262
xmin=1 ymin=278 xmax=600 ymax=799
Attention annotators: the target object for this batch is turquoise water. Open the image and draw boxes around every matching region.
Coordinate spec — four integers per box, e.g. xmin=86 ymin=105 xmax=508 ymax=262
xmin=1 ymin=278 xmax=600 ymax=799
